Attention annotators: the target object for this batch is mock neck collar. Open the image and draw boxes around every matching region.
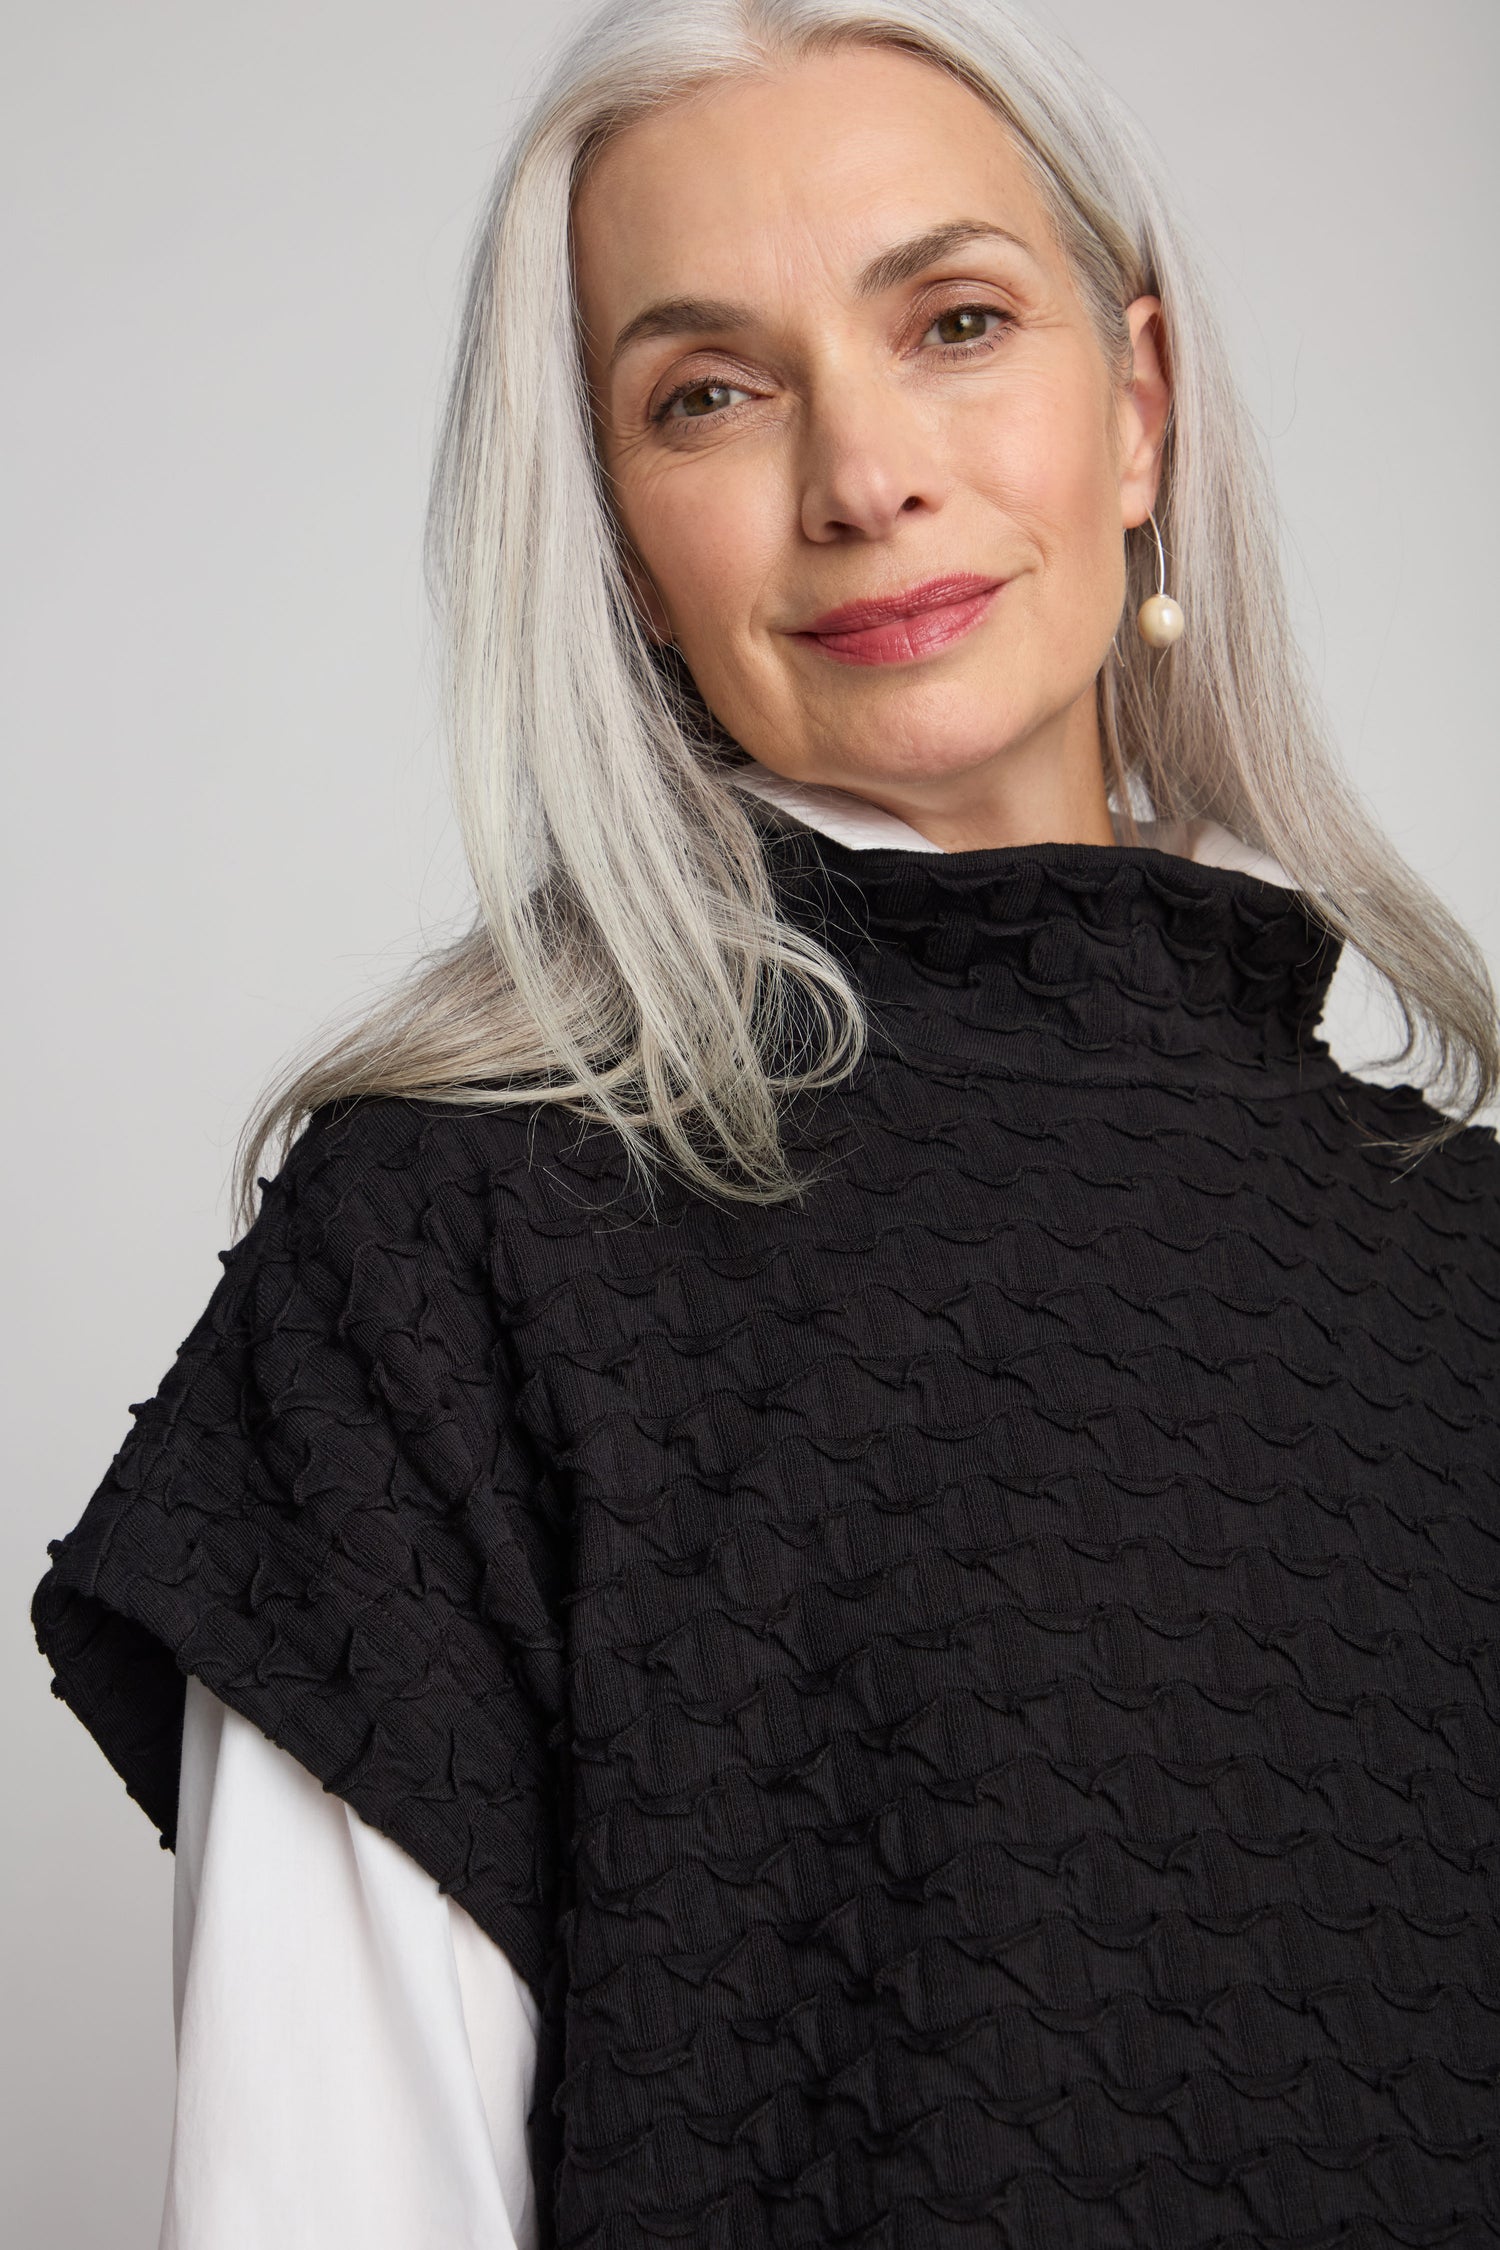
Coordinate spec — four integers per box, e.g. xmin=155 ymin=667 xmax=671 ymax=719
xmin=743 ymin=782 xmax=1341 ymax=1084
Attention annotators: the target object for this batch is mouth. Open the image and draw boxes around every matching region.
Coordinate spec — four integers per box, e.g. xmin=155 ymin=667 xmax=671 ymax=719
xmin=790 ymin=574 xmax=1005 ymax=667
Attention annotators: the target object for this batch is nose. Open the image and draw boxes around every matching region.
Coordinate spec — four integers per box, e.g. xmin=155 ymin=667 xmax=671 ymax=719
xmin=797 ymin=368 xmax=949 ymax=544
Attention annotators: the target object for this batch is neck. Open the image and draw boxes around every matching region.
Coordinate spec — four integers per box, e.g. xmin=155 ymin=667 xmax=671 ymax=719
xmin=752 ymin=689 xmax=1116 ymax=854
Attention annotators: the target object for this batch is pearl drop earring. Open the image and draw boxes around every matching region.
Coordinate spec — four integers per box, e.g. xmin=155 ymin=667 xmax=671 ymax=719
xmin=1136 ymin=510 xmax=1185 ymax=650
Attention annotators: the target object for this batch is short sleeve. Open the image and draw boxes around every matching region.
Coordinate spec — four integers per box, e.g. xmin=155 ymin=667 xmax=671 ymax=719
xmin=30 ymin=1099 xmax=568 ymax=2017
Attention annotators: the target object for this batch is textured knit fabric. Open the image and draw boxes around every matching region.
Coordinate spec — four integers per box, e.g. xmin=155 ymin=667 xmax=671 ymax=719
xmin=32 ymin=814 xmax=1500 ymax=2248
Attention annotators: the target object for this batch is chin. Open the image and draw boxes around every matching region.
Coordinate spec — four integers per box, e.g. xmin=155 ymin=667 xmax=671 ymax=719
xmin=825 ymin=705 xmax=1040 ymax=791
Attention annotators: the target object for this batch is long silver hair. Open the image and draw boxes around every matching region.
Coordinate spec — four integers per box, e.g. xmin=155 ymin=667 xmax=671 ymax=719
xmin=233 ymin=0 xmax=1497 ymax=1230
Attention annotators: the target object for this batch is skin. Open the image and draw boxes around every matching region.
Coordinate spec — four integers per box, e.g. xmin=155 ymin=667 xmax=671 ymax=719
xmin=571 ymin=42 xmax=1172 ymax=853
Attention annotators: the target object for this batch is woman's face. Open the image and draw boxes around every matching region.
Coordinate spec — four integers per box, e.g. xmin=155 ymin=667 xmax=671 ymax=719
xmin=572 ymin=43 xmax=1170 ymax=849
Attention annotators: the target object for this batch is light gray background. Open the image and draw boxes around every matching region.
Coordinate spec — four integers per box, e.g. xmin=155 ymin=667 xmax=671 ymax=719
xmin=5 ymin=3 xmax=1496 ymax=2239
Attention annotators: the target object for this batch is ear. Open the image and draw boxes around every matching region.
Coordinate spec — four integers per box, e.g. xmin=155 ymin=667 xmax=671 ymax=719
xmin=1115 ymin=295 xmax=1172 ymax=531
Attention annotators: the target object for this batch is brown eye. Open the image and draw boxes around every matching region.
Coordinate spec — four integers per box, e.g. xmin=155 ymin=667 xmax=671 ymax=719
xmin=922 ymin=304 xmax=1010 ymax=351
xmin=656 ymin=379 xmax=750 ymax=424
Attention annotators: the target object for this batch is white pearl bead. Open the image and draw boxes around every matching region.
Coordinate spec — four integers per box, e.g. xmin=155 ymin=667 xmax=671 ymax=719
xmin=1137 ymin=594 xmax=1185 ymax=649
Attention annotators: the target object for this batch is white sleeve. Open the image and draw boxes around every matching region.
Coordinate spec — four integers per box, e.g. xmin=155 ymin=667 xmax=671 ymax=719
xmin=159 ymin=1672 xmax=542 ymax=2250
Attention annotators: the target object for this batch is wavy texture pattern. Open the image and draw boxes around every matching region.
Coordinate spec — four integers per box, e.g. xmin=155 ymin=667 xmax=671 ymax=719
xmin=33 ymin=829 xmax=1500 ymax=2248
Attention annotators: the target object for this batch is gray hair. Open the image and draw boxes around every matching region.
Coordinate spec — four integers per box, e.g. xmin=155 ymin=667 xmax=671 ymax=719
xmin=233 ymin=0 xmax=1497 ymax=1231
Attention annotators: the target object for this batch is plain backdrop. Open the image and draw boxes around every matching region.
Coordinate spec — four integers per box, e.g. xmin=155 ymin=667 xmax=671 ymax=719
xmin=5 ymin=2 xmax=1497 ymax=2239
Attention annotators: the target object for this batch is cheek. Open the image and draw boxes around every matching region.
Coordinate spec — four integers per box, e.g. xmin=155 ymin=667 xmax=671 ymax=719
xmin=968 ymin=365 xmax=1124 ymax=599
xmin=621 ymin=456 xmax=779 ymax=642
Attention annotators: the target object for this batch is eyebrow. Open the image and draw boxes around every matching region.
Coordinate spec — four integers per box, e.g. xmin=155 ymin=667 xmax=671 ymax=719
xmin=604 ymin=219 xmax=1038 ymax=375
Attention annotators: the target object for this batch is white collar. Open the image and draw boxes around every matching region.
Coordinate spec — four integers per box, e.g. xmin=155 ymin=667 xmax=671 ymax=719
xmin=733 ymin=755 xmax=1294 ymax=890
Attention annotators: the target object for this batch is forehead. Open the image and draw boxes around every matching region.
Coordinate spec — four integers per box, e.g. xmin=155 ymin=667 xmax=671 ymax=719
xmin=571 ymin=44 xmax=1058 ymax=327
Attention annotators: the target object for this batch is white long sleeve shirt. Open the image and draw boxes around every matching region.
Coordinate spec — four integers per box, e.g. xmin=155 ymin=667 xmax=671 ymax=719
xmin=162 ymin=1675 xmax=541 ymax=2250
xmin=161 ymin=760 xmax=1292 ymax=2248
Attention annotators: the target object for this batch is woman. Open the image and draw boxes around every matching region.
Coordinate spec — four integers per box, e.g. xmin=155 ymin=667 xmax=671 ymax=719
xmin=32 ymin=2 xmax=1500 ymax=2246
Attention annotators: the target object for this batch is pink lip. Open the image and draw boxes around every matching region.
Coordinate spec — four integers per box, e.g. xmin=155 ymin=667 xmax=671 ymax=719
xmin=792 ymin=573 xmax=1005 ymax=666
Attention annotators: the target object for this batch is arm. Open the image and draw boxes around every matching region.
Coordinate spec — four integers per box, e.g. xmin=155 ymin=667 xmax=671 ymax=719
xmin=160 ymin=1673 xmax=540 ymax=2250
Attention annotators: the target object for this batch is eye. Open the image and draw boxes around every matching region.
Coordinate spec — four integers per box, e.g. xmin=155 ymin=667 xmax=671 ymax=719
xmin=917 ymin=306 xmax=1007 ymax=348
xmin=653 ymin=377 xmax=754 ymax=426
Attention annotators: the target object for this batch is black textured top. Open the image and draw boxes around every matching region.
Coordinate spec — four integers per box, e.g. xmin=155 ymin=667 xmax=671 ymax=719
xmin=32 ymin=826 xmax=1500 ymax=2248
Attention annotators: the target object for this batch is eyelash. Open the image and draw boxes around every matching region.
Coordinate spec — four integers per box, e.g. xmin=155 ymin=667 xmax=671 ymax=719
xmin=650 ymin=302 xmax=1014 ymax=427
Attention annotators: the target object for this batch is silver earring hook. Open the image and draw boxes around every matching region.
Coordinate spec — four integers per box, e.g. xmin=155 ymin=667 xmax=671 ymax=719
xmin=1133 ymin=508 xmax=1186 ymax=651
